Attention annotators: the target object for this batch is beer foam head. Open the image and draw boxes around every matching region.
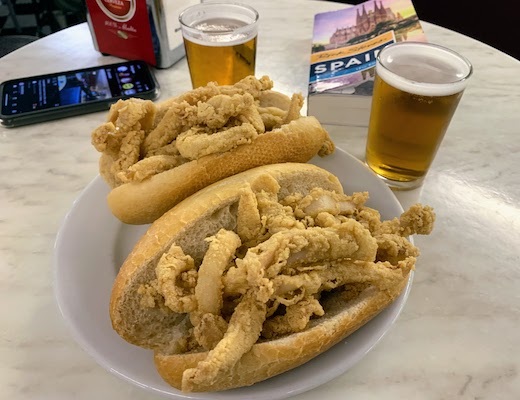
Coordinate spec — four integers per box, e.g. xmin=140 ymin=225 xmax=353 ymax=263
xmin=180 ymin=3 xmax=258 ymax=47
xmin=376 ymin=42 xmax=473 ymax=96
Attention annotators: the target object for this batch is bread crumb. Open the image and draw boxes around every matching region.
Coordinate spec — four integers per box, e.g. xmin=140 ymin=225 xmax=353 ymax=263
xmin=137 ymin=281 xmax=159 ymax=308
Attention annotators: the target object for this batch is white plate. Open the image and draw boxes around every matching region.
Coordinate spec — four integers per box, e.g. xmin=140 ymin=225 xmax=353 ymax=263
xmin=53 ymin=148 xmax=412 ymax=400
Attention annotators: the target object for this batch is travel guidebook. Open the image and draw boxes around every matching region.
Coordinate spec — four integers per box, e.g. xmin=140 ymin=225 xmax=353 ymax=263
xmin=307 ymin=0 xmax=427 ymax=127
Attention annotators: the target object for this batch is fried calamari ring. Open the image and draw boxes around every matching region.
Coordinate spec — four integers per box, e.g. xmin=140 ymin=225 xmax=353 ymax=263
xmin=176 ymin=123 xmax=259 ymax=160
xmin=182 ymin=290 xmax=267 ymax=391
xmin=155 ymin=244 xmax=197 ymax=313
xmin=117 ymin=155 xmax=186 ymax=183
xmin=195 ymin=229 xmax=241 ymax=316
xmin=236 ymin=187 xmax=262 ymax=245
xmin=222 ymin=221 xmax=379 ymax=299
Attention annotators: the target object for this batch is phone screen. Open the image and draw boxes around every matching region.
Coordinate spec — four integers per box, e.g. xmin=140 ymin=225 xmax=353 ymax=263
xmin=1 ymin=61 xmax=156 ymax=116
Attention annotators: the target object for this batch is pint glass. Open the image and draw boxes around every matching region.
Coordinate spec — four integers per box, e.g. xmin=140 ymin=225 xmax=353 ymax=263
xmin=179 ymin=2 xmax=259 ymax=88
xmin=365 ymin=42 xmax=473 ymax=189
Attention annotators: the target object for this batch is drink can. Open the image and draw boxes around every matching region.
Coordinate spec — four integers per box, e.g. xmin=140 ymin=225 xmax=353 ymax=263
xmin=86 ymin=0 xmax=200 ymax=68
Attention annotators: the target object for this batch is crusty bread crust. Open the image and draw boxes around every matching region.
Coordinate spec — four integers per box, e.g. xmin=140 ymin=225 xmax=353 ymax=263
xmin=107 ymin=116 xmax=334 ymax=225
xmin=153 ymin=280 xmax=408 ymax=392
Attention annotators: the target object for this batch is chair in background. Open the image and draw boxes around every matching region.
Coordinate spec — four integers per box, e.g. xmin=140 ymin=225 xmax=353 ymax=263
xmin=1 ymin=0 xmax=21 ymax=33
xmin=0 ymin=0 xmax=86 ymax=57
xmin=0 ymin=33 xmax=38 ymax=57
xmin=52 ymin=0 xmax=86 ymax=28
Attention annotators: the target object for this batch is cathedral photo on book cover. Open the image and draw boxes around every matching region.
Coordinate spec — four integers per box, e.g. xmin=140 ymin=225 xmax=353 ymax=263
xmin=309 ymin=0 xmax=426 ymax=95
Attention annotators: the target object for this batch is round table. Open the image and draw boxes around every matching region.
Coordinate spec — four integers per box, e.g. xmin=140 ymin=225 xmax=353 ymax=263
xmin=1 ymin=1 xmax=519 ymax=399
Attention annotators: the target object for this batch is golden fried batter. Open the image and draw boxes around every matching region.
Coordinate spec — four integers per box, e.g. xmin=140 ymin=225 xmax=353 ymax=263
xmin=283 ymin=93 xmax=305 ymax=124
xmin=176 ymin=123 xmax=259 ymax=160
xmin=262 ymin=297 xmax=324 ymax=339
xmin=155 ymin=244 xmax=198 ymax=313
xmin=91 ymin=122 xmax=120 ymax=157
xmin=109 ymin=128 xmax=145 ymax=181
xmin=117 ymin=155 xmax=186 ymax=183
xmin=258 ymin=106 xmax=285 ymax=130
xmin=107 ymin=98 xmax=156 ymax=131
xmin=198 ymin=93 xmax=264 ymax=131
xmin=92 ymin=76 xmax=311 ymax=187
xmin=236 ymin=187 xmax=262 ymax=245
xmin=137 ymin=178 xmax=435 ymax=391
xmin=193 ymin=313 xmax=228 ymax=351
xmin=195 ymin=229 xmax=241 ymax=316
xmin=182 ymin=290 xmax=266 ymax=391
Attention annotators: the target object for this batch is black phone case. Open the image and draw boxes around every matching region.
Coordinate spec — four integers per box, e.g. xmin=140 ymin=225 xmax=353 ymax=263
xmin=0 ymin=60 xmax=160 ymax=128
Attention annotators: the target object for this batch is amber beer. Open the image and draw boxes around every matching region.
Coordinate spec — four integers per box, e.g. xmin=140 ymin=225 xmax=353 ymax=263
xmin=365 ymin=42 xmax=472 ymax=189
xmin=179 ymin=3 xmax=259 ymax=88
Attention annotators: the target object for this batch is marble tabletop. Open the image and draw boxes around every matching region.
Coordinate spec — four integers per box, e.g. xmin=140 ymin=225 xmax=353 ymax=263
xmin=1 ymin=1 xmax=520 ymax=399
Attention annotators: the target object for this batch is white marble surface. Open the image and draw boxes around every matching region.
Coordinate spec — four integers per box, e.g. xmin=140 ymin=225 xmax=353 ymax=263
xmin=1 ymin=0 xmax=520 ymax=399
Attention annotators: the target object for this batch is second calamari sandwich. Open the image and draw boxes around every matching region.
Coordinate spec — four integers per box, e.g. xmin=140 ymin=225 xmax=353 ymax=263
xmin=91 ymin=76 xmax=335 ymax=224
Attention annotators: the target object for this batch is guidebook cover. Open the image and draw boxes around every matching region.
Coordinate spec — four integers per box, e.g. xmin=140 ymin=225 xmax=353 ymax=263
xmin=307 ymin=0 xmax=427 ymax=127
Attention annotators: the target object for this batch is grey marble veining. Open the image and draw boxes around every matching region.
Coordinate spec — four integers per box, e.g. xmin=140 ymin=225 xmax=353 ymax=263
xmin=1 ymin=0 xmax=520 ymax=399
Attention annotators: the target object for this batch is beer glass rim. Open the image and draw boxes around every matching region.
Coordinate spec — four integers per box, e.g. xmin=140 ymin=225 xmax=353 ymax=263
xmin=179 ymin=2 xmax=259 ymax=34
xmin=376 ymin=41 xmax=473 ymax=95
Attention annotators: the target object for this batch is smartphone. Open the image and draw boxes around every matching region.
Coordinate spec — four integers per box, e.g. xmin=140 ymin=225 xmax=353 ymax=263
xmin=0 ymin=60 xmax=160 ymax=128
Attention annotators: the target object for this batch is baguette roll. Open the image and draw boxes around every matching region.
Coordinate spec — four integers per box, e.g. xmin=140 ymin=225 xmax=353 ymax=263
xmin=91 ymin=76 xmax=336 ymax=224
xmin=109 ymin=163 xmax=435 ymax=392
xmin=153 ymin=280 xmax=407 ymax=392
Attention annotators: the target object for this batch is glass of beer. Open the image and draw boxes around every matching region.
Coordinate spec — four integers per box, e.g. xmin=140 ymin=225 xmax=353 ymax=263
xmin=179 ymin=2 xmax=259 ymax=88
xmin=365 ymin=42 xmax=473 ymax=190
